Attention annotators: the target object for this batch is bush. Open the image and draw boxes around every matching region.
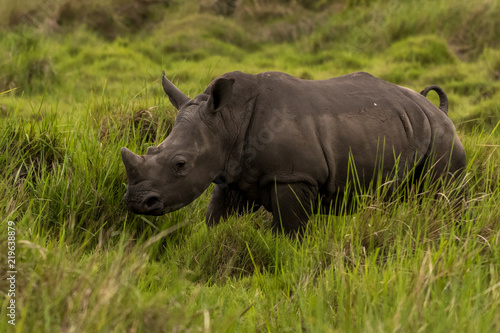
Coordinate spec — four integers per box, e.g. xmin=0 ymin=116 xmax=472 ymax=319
xmin=386 ymin=35 xmax=456 ymax=66
xmin=459 ymin=96 xmax=500 ymax=132
xmin=0 ymin=32 xmax=58 ymax=94
xmin=0 ymin=114 xmax=65 ymax=182
xmin=481 ymin=48 xmax=500 ymax=81
xmin=3 ymin=0 xmax=172 ymax=40
xmin=151 ymin=13 xmax=255 ymax=61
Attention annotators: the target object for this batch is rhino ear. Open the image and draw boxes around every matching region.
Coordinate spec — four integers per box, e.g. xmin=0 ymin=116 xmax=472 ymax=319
xmin=162 ymin=71 xmax=191 ymax=110
xmin=121 ymin=147 xmax=143 ymax=179
xmin=207 ymin=78 xmax=234 ymax=113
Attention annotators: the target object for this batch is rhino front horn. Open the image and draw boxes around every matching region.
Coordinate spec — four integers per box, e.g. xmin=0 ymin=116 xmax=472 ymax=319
xmin=162 ymin=71 xmax=191 ymax=110
xmin=121 ymin=147 xmax=143 ymax=178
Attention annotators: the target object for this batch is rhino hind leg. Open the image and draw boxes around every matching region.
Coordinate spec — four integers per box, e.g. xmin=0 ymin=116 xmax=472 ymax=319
xmin=417 ymin=137 xmax=469 ymax=220
xmin=437 ymin=141 xmax=469 ymax=221
xmin=270 ymin=182 xmax=318 ymax=236
xmin=205 ymin=184 xmax=256 ymax=227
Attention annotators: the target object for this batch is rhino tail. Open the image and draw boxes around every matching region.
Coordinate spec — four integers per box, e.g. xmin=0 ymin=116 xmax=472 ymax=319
xmin=420 ymin=85 xmax=448 ymax=115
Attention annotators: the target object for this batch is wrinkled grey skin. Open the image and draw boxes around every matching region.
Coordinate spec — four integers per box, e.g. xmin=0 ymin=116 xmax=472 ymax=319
xmin=121 ymin=71 xmax=467 ymax=235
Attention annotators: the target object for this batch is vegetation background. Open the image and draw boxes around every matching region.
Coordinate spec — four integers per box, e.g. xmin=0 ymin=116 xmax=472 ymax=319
xmin=0 ymin=0 xmax=499 ymax=331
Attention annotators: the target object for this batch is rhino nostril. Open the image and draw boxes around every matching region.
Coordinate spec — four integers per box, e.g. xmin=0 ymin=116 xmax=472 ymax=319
xmin=143 ymin=194 xmax=161 ymax=209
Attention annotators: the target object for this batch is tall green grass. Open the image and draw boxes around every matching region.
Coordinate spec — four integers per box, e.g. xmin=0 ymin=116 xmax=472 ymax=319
xmin=1 ymin=0 xmax=499 ymax=331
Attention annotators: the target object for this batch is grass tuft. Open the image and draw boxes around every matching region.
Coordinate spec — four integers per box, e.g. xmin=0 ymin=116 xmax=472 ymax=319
xmin=180 ymin=212 xmax=278 ymax=284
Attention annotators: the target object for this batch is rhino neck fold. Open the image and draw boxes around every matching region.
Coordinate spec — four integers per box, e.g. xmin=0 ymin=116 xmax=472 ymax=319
xmin=216 ymin=94 xmax=260 ymax=186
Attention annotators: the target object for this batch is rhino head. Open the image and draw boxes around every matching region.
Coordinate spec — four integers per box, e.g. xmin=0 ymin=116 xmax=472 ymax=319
xmin=121 ymin=72 xmax=234 ymax=215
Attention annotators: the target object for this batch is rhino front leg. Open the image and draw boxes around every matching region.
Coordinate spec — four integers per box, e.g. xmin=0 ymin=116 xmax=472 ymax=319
xmin=205 ymin=184 xmax=253 ymax=227
xmin=270 ymin=182 xmax=317 ymax=236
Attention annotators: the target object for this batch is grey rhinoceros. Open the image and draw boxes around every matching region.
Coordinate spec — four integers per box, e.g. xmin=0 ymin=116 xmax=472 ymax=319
xmin=121 ymin=71 xmax=467 ymax=234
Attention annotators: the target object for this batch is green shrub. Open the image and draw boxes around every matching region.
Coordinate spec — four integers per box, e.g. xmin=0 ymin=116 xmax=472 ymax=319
xmin=459 ymin=96 xmax=500 ymax=132
xmin=150 ymin=13 xmax=255 ymax=62
xmin=442 ymin=1 xmax=500 ymax=60
xmin=386 ymin=35 xmax=456 ymax=66
xmin=0 ymin=32 xmax=58 ymax=94
xmin=2 ymin=0 xmax=172 ymax=39
xmin=481 ymin=48 xmax=500 ymax=81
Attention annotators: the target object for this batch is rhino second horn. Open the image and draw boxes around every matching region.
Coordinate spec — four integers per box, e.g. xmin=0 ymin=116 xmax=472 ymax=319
xmin=162 ymin=71 xmax=191 ymax=110
xmin=121 ymin=147 xmax=143 ymax=178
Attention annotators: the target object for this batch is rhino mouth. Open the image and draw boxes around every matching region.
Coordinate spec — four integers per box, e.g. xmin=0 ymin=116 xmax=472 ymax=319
xmin=124 ymin=190 xmax=191 ymax=216
xmin=140 ymin=202 xmax=188 ymax=216
xmin=124 ymin=191 xmax=165 ymax=216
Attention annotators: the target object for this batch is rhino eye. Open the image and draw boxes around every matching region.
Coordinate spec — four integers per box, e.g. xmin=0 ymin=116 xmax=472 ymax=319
xmin=172 ymin=155 xmax=188 ymax=174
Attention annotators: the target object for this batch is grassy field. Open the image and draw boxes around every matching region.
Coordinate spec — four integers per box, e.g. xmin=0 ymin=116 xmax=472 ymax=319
xmin=1 ymin=0 xmax=499 ymax=331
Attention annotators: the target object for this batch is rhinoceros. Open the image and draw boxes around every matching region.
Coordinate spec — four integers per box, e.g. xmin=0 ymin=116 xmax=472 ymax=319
xmin=121 ymin=71 xmax=467 ymax=234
